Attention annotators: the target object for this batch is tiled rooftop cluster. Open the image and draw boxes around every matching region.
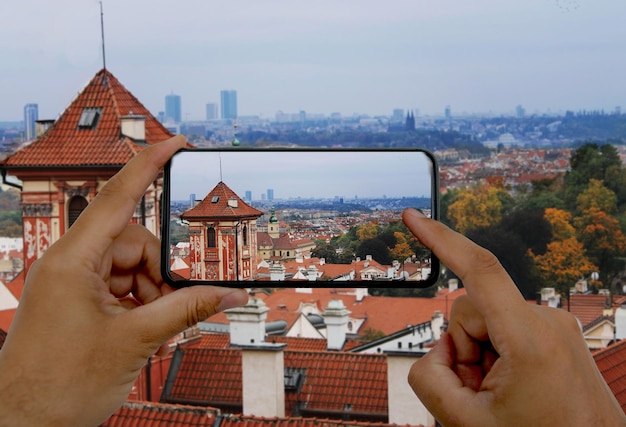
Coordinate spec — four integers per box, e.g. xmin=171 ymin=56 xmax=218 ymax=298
xmin=437 ymin=147 xmax=572 ymax=191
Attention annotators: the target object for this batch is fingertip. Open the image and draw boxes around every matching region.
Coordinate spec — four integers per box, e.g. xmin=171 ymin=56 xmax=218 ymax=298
xmin=218 ymin=288 xmax=249 ymax=312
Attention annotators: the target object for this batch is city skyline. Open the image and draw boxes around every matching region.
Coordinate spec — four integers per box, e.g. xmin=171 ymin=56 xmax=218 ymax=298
xmin=2 ymin=1 xmax=626 ymax=122
xmin=167 ymin=150 xmax=435 ymax=202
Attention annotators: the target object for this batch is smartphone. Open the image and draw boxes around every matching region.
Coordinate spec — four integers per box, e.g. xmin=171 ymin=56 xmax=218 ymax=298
xmin=161 ymin=148 xmax=439 ymax=288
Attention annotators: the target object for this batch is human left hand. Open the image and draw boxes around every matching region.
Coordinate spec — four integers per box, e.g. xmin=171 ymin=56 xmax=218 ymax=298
xmin=0 ymin=135 xmax=249 ymax=426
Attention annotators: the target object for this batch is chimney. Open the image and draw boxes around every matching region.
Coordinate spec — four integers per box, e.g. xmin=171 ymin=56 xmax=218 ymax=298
xmin=615 ymin=304 xmax=626 ymax=340
xmin=120 ymin=114 xmax=146 ymax=141
xmin=35 ymin=119 xmax=54 ymax=138
xmin=307 ymin=264 xmax=318 ymax=281
xmin=269 ymin=263 xmax=286 ymax=281
xmin=225 ymin=297 xmax=268 ymax=346
xmin=386 ymin=353 xmax=434 ymax=426
xmin=322 ymin=299 xmax=350 ymax=350
xmin=241 ymin=345 xmax=286 ymax=417
xmin=431 ymin=311 xmax=444 ymax=341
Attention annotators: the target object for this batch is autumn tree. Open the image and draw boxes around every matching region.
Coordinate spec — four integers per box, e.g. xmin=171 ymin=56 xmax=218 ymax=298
xmin=532 ymin=237 xmax=599 ymax=299
xmin=356 ymin=222 xmax=379 ymax=241
xmin=530 ymin=207 xmax=599 ymax=298
xmin=575 ymin=179 xmax=617 ymax=215
xmin=390 ymin=231 xmax=414 ymax=262
xmin=574 ymin=206 xmax=626 ymax=285
xmin=446 ymin=184 xmax=505 ymax=234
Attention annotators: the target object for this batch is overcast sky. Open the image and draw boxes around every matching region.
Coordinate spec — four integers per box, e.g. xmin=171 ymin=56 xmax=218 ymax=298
xmin=2 ymin=0 xmax=626 ymax=121
xmin=169 ymin=150 xmax=435 ymax=200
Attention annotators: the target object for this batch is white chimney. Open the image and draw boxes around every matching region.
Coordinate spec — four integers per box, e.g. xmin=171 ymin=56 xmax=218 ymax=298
xmin=616 ymin=304 xmax=626 ymax=340
xmin=35 ymin=119 xmax=54 ymax=137
xmin=120 ymin=115 xmax=146 ymax=141
xmin=386 ymin=353 xmax=434 ymax=426
xmin=322 ymin=299 xmax=350 ymax=350
xmin=269 ymin=263 xmax=286 ymax=281
xmin=307 ymin=265 xmax=318 ymax=281
xmin=225 ymin=297 xmax=268 ymax=346
xmin=242 ymin=346 xmax=286 ymax=417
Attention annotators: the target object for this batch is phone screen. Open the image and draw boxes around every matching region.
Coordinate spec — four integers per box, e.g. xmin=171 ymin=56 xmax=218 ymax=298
xmin=161 ymin=148 xmax=439 ymax=288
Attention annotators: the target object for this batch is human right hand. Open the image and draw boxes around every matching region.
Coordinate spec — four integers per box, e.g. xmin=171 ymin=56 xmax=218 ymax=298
xmin=402 ymin=208 xmax=626 ymax=427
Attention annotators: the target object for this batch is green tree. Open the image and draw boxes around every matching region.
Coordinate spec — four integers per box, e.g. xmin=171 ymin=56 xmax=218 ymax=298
xmin=575 ymin=179 xmax=618 ymax=214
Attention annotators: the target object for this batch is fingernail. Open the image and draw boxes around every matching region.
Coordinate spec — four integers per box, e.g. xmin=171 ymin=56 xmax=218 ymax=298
xmin=218 ymin=289 xmax=249 ymax=311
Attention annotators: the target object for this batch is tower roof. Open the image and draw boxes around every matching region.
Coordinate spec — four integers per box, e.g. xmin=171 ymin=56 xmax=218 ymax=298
xmin=1 ymin=68 xmax=173 ymax=169
xmin=182 ymin=181 xmax=263 ymax=220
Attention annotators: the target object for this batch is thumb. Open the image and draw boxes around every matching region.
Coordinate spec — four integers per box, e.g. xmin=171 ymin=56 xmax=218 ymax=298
xmin=124 ymin=286 xmax=249 ymax=353
xmin=408 ymin=333 xmax=478 ymax=424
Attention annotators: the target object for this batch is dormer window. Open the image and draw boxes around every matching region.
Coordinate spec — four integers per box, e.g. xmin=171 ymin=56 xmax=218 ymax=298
xmin=78 ymin=107 xmax=102 ymax=129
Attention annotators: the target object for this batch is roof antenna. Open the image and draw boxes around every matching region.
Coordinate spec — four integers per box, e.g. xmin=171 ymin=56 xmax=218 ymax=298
xmin=219 ymin=151 xmax=223 ymax=182
xmin=100 ymin=1 xmax=108 ymax=80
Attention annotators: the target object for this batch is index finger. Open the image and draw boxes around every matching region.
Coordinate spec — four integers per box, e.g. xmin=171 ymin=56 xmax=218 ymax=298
xmin=402 ymin=208 xmax=527 ymax=322
xmin=65 ymin=135 xmax=186 ymax=251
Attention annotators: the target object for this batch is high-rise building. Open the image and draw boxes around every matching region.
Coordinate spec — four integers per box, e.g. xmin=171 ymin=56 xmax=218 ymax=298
xmin=220 ymin=90 xmax=237 ymax=120
xmin=23 ymin=103 xmax=38 ymax=141
xmin=267 ymin=189 xmax=274 ymax=201
xmin=445 ymin=105 xmax=451 ymax=119
xmin=392 ymin=109 xmax=404 ymax=123
xmin=206 ymin=103 xmax=218 ymax=120
xmin=165 ymin=93 xmax=182 ymax=123
xmin=245 ymin=190 xmax=252 ymax=202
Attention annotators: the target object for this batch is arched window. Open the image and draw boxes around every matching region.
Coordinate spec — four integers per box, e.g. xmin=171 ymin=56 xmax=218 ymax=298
xmin=242 ymin=225 xmax=248 ymax=246
xmin=68 ymin=196 xmax=88 ymax=229
xmin=207 ymin=226 xmax=216 ymax=248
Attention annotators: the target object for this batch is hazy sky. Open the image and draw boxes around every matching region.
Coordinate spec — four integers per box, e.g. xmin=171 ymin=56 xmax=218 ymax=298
xmin=2 ymin=0 xmax=626 ymax=121
xmin=168 ymin=150 xmax=435 ymax=200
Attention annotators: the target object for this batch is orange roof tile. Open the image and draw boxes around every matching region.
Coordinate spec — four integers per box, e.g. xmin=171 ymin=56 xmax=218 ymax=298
xmin=1 ymin=69 xmax=173 ymax=169
xmin=182 ymin=182 xmax=263 ymax=220
xmin=103 ymin=401 xmax=219 ymax=426
xmin=162 ymin=347 xmax=388 ymax=419
xmin=594 ymin=339 xmax=626 ymax=414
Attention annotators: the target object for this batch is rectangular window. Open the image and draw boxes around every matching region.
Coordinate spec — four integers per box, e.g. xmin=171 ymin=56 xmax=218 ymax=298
xmin=78 ymin=107 xmax=102 ymax=129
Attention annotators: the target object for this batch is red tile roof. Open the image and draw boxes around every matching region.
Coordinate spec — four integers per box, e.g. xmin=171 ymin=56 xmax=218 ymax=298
xmin=105 ymin=403 xmax=424 ymax=427
xmin=224 ymin=288 xmax=465 ymax=336
xmin=166 ymin=348 xmax=243 ymax=409
xmin=569 ymin=294 xmax=622 ymax=328
xmin=182 ymin=182 xmax=264 ymax=220
xmin=594 ymin=339 xmax=626 ymax=414
xmin=1 ymin=68 xmax=173 ymax=169
xmin=192 ymin=331 xmax=329 ymax=352
xmin=220 ymin=416 xmax=423 ymax=427
xmin=162 ymin=347 xmax=388 ymax=420
xmin=103 ymin=401 xmax=219 ymax=426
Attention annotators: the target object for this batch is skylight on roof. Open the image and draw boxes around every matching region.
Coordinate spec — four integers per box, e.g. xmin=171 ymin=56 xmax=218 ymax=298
xmin=211 ymin=196 xmax=220 ymax=203
xmin=78 ymin=107 xmax=102 ymax=129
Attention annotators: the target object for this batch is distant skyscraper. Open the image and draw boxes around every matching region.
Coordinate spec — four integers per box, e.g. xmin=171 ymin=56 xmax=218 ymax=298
xmin=245 ymin=191 xmax=252 ymax=202
xmin=392 ymin=109 xmax=404 ymax=123
xmin=206 ymin=103 xmax=218 ymax=120
xmin=516 ymin=105 xmax=526 ymax=118
xmin=445 ymin=105 xmax=451 ymax=119
xmin=220 ymin=90 xmax=237 ymax=120
xmin=165 ymin=93 xmax=182 ymax=123
xmin=267 ymin=189 xmax=274 ymax=201
xmin=23 ymin=103 xmax=38 ymax=140
xmin=190 ymin=193 xmax=196 ymax=208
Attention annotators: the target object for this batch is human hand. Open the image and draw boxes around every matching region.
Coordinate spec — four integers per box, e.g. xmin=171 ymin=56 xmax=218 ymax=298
xmin=0 ymin=135 xmax=249 ymax=426
xmin=402 ymin=208 xmax=626 ymax=427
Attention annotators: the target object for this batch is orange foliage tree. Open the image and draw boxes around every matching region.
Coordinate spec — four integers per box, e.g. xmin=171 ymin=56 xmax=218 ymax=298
xmin=530 ymin=208 xmax=598 ymax=299
xmin=446 ymin=184 xmax=504 ymax=234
